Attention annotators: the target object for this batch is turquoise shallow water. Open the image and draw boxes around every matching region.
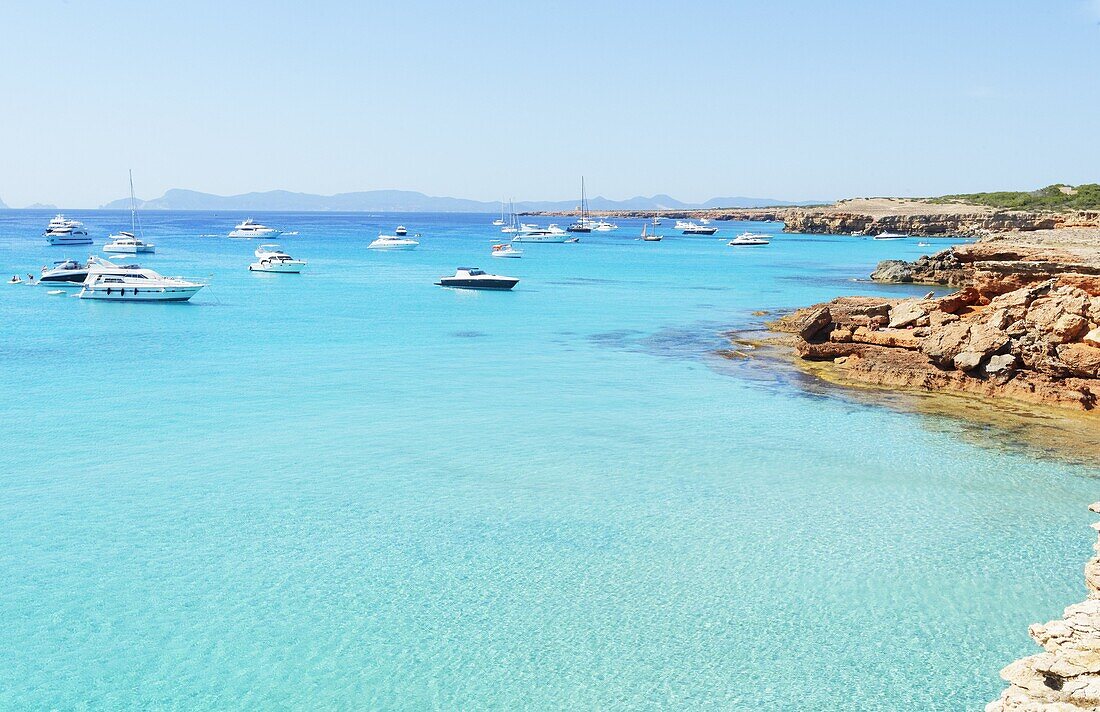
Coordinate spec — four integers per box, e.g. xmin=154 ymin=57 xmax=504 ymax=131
xmin=1 ymin=211 xmax=1097 ymax=710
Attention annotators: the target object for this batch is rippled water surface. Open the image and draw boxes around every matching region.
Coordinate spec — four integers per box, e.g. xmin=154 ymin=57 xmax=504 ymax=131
xmin=1 ymin=211 xmax=1096 ymax=710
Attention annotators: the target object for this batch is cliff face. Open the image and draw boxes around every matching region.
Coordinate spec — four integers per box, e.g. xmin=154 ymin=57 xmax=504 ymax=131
xmin=776 ymin=280 xmax=1100 ymax=412
xmin=780 ymin=209 xmax=1074 ymax=236
xmin=987 ymin=502 xmax=1100 ymax=712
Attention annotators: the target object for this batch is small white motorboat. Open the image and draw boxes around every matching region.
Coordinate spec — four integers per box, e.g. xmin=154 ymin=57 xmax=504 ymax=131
xmin=491 ymin=243 xmax=523 ymax=258
xmin=9 ymin=275 xmax=22 ymax=284
xmin=729 ymin=232 xmax=771 ymax=246
xmin=592 ymin=220 xmax=618 ymax=232
xmin=395 ymin=225 xmax=409 ymax=236
xmin=250 ymin=244 xmax=306 ymax=273
xmin=437 ymin=267 xmax=519 ymax=290
xmin=873 ymin=232 xmax=908 ymax=240
xmin=369 ymin=233 xmax=419 ymax=250
xmin=917 ymin=241 xmax=931 ymax=247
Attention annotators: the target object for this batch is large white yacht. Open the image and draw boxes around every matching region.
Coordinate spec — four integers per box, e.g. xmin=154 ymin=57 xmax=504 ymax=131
xmin=369 ymin=233 xmax=419 ymax=250
xmin=592 ymin=220 xmax=618 ymax=232
xmin=44 ymin=215 xmax=92 ymax=245
xmin=103 ymin=232 xmax=155 ymax=253
xmin=512 ymin=224 xmax=571 ymax=243
xmin=677 ymin=221 xmax=718 ymax=235
xmin=229 ymin=219 xmax=282 ymax=239
xmin=249 ymin=244 xmax=306 ymax=273
xmin=78 ymin=264 xmax=205 ymax=301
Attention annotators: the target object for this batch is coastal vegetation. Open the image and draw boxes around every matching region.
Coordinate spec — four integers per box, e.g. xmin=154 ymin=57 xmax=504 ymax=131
xmin=934 ymin=184 xmax=1100 ymax=212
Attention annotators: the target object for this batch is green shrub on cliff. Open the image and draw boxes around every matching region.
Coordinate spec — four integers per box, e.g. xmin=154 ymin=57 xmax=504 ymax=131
xmin=932 ymin=184 xmax=1100 ymax=211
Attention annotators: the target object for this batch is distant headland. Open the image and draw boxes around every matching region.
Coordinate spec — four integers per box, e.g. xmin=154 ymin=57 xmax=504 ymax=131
xmin=88 ymin=188 xmax=825 ymax=213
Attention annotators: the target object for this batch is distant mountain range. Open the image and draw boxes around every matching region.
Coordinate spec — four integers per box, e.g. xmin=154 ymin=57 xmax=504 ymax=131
xmin=97 ymin=188 xmax=823 ymax=212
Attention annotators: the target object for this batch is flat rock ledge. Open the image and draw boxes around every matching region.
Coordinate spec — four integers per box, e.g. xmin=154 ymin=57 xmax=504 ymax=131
xmin=986 ymin=503 xmax=1100 ymax=712
xmin=775 ymin=280 xmax=1100 ymax=412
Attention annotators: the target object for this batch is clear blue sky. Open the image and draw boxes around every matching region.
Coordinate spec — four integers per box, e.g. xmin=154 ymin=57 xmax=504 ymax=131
xmin=3 ymin=0 xmax=1100 ymax=207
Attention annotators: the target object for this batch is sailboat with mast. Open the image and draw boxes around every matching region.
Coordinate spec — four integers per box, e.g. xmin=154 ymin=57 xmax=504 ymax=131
xmin=103 ymin=170 xmax=156 ymax=253
xmin=567 ymin=177 xmax=594 ymax=233
xmin=493 ymin=198 xmax=506 ymax=226
xmin=500 ymin=199 xmax=520 ymax=233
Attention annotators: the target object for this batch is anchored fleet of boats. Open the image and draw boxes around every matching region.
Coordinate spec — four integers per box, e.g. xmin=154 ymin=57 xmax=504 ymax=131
xmin=28 ymin=171 xmax=932 ymax=301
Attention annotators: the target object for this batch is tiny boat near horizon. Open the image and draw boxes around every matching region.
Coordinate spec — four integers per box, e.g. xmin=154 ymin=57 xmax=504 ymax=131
xmin=229 ymin=219 xmax=282 ymax=239
xmin=369 ymin=233 xmax=419 ymax=250
xmin=44 ymin=215 xmax=92 ymax=245
xmin=250 ymin=244 xmax=306 ymax=273
xmin=437 ymin=267 xmax=519 ymax=290
xmin=395 ymin=226 xmax=409 ymax=236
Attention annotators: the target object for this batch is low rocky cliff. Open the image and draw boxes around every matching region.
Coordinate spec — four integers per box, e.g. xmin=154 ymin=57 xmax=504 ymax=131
xmin=776 ymin=280 xmax=1100 ymax=411
xmin=871 ymin=243 xmax=1100 ymax=297
xmin=780 ymin=209 xmax=1072 ymax=236
xmin=987 ymin=502 xmax=1100 ymax=711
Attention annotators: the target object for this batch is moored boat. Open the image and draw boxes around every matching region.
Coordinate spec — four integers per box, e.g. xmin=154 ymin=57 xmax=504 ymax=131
xmin=44 ymin=215 xmax=92 ymax=245
xmin=436 ymin=267 xmax=519 ymax=290
xmin=78 ymin=264 xmax=205 ymax=301
xmin=491 ymin=243 xmax=523 ymax=258
xmin=249 ymin=244 xmax=306 ymax=272
xmin=729 ymin=232 xmax=770 ymax=246
xmin=229 ymin=219 xmax=282 ymax=239
xmin=369 ymin=233 xmax=419 ymax=249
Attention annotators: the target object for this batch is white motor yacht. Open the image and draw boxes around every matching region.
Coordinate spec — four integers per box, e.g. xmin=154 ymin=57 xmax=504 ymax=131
xmin=436 ymin=267 xmax=519 ymax=290
xmin=491 ymin=243 xmax=523 ymax=258
xmin=39 ymin=256 xmax=129 ymax=288
xmin=250 ymin=244 xmax=306 ymax=273
xmin=679 ymin=221 xmax=718 ymax=235
xmin=729 ymin=232 xmax=771 ymax=246
xmin=592 ymin=220 xmax=618 ymax=232
xmin=103 ymin=232 xmax=155 ymax=253
xmin=44 ymin=215 xmax=92 ymax=245
xmin=369 ymin=233 xmax=419 ymax=250
xmin=78 ymin=264 xmax=205 ymax=301
xmin=512 ymin=224 xmax=572 ymax=243
xmin=395 ymin=226 xmax=409 ymax=236
xmin=873 ymin=232 xmax=908 ymax=240
xmin=229 ymin=219 xmax=282 ymax=239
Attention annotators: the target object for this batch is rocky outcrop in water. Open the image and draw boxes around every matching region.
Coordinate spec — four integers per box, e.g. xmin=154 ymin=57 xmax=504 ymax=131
xmin=986 ymin=502 xmax=1100 ymax=711
xmin=775 ymin=280 xmax=1100 ymax=411
xmin=872 ymin=243 xmax=1100 ymax=298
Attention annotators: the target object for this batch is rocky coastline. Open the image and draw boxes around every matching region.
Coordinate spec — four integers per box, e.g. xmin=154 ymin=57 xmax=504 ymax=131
xmin=527 ymin=197 xmax=1100 ymax=238
xmin=986 ymin=502 xmax=1100 ymax=711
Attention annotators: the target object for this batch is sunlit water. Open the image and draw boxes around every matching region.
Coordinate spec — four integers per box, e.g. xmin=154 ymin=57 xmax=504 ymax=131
xmin=1 ymin=211 xmax=1096 ymax=710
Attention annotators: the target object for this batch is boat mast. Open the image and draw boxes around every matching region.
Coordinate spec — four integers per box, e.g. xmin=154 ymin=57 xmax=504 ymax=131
xmin=128 ymin=169 xmax=136 ymax=234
